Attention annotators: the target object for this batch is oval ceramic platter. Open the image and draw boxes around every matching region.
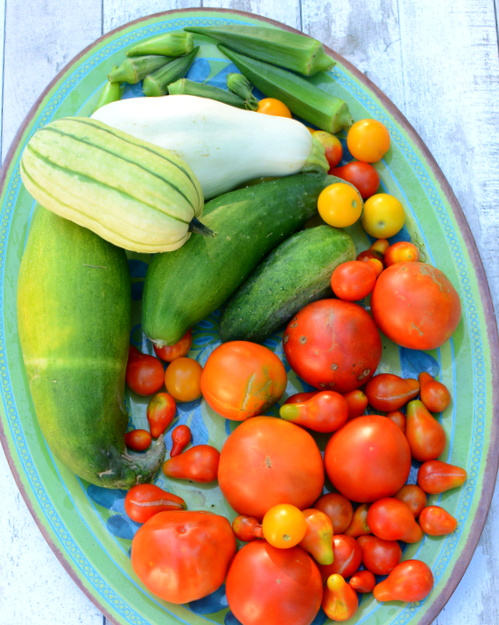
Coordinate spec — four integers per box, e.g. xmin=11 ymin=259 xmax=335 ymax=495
xmin=1 ymin=8 xmax=498 ymax=625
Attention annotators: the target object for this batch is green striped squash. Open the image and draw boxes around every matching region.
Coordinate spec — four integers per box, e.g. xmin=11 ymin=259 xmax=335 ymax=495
xmin=20 ymin=117 xmax=204 ymax=253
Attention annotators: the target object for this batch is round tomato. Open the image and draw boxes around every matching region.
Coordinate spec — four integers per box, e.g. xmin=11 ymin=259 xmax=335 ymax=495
xmin=218 ymin=416 xmax=324 ymax=519
xmin=361 ymin=193 xmax=405 ymax=238
xmin=226 ymin=540 xmax=323 ymax=625
xmin=384 ymin=240 xmax=420 ymax=266
xmin=126 ymin=346 xmax=164 ymax=396
xmin=313 ymin=130 xmax=343 ymax=169
xmin=283 ymin=299 xmax=382 ymax=393
xmin=131 ymin=510 xmax=236 ymax=604
xmin=317 ymin=182 xmax=363 ymax=228
xmin=153 ymin=329 xmax=192 ymax=362
xmin=164 ymin=357 xmax=203 ymax=402
xmin=330 ymin=160 xmax=380 ymax=199
xmin=370 ymin=261 xmax=462 ymax=349
xmin=262 ymin=504 xmax=307 ymax=549
xmin=346 ymin=118 xmax=390 ymax=163
xmin=324 ymin=415 xmax=412 ymax=503
xmin=330 ymin=259 xmax=378 ymax=301
xmin=257 ymin=97 xmax=292 ymax=118
xmin=200 ymin=341 xmax=287 ymax=421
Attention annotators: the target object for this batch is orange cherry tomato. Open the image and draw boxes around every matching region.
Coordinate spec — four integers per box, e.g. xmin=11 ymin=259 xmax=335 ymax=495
xmin=317 ymin=182 xmax=363 ymax=228
xmin=346 ymin=118 xmax=390 ymax=163
xmin=124 ymin=484 xmax=186 ymax=524
xmin=125 ymin=429 xmax=152 ymax=451
xmin=262 ymin=504 xmax=307 ymax=549
xmin=146 ymin=392 xmax=176 ymax=438
xmin=322 ymin=573 xmax=359 ymax=622
xmin=153 ymin=329 xmax=192 ymax=362
xmin=384 ymin=240 xmax=421 ymax=266
xmin=164 ymin=357 xmax=203 ymax=402
xmin=257 ymin=97 xmax=292 ymax=118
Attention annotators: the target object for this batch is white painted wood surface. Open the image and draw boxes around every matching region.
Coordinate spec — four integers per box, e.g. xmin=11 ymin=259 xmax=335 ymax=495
xmin=1 ymin=0 xmax=498 ymax=624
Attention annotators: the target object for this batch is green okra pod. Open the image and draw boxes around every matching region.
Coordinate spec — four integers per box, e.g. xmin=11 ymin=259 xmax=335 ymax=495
xmin=185 ymin=24 xmax=335 ymax=76
xmin=93 ymin=72 xmax=123 ymax=112
xmin=218 ymin=45 xmax=353 ymax=134
xmin=127 ymin=30 xmax=194 ymax=57
xmin=142 ymin=47 xmax=199 ymax=97
xmin=226 ymin=73 xmax=259 ymax=111
xmin=108 ymin=55 xmax=172 ymax=84
xmin=167 ymin=78 xmax=247 ymax=108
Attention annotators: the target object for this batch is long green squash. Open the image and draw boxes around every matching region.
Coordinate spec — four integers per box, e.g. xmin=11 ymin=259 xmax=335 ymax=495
xmin=17 ymin=207 xmax=165 ymax=488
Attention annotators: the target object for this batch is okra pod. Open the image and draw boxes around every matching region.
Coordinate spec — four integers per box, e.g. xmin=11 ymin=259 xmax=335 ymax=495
xmin=93 ymin=72 xmax=123 ymax=112
xmin=108 ymin=55 xmax=172 ymax=84
xmin=185 ymin=24 xmax=335 ymax=76
xmin=226 ymin=73 xmax=258 ymax=111
xmin=143 ymin=47 xmax=199 ymax=97
xmin=219 ymin=46 xmax=353 ymax=134
xmin=127 ymin=31 xmax=194 ymax=57
xmin=167 ymin=78 xmax=247 ymax=108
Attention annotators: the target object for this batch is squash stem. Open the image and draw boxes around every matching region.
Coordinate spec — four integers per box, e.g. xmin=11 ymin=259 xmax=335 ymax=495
xmin=189 ymin=217 xmax=216 ymax=237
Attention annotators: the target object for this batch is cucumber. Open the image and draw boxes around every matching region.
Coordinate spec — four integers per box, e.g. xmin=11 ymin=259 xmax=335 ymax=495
xmin=142 ymin=173 xmax=332 ymax=346
xmin=219 ymin=225 xmax=356 ymax=343
xmin=17 ymin=207 xmax=166 ymax=488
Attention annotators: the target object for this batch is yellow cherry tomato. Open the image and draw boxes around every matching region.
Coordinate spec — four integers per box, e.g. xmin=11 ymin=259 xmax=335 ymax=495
xmin=262 ymin=504 xmax=307 ymax=549
xmin=257 ymin=97 xmax=293 ymax=118
xmin=347 ymin=119 xmax=391 ymax=163
xmin=361 ymin=193 xmax=405 ymax=238
xmin=164 ymin=357 xmax=203 ymax=402
xmin=317 ymin=182 xmax=363 ymax=228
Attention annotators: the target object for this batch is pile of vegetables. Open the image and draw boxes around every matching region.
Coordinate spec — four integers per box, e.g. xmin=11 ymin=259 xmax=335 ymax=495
xmin=16 ymin=22 xmax=466 ymax=625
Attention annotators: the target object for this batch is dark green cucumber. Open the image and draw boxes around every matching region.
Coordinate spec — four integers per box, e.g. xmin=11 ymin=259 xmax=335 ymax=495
xmin=142 ymin=173 xmax=333 ymax=346
xmin=17 ymin=207 xmax=166 ymax=488
xmin=219 ymin=225 xmax=356 ymax=343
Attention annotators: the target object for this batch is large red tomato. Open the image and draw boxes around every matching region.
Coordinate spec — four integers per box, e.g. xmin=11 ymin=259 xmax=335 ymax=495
xmin=324 ymin=415 xmax=412 ymax=503
xmin=130 ymin=510 xmax=236 ymax=604
xmin=226 ymin=540 xmax=323 ymax=625
xmin=200 ymin=340 xmax=287 ymax=420
xmin=283 ymin=299 xmax=382 ymax=393
xmin=218 ymin=416 xmax=324 ymax=519
xmin=370 ymin=261 xmax=461 ymax=349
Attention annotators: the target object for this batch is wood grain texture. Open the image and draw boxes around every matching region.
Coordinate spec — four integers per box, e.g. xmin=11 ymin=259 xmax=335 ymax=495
xmin=1 ymin=1 xmax=498 ymax=624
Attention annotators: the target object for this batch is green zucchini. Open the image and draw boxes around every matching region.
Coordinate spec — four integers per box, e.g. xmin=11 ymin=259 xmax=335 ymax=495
xmin=219 ymin=225 xmax=356 ymax=343
xmin=17 ymin=207 xmax=166 ymax=488
xmin=142 ymin=173 xmax=333 ymax=347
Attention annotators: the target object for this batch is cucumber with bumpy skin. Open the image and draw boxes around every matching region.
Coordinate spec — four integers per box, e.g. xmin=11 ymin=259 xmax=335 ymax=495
xmin=17 ymin=207 xmax=166 ymax=488
xmin=219 ymin=225 xmax=356 ymax=343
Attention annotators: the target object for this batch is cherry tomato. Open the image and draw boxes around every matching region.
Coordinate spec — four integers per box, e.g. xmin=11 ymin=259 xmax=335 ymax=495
xmin=419 ymin=505 xmax=458 ymax=536
xmin=330 ymin=259 xmax=377 ymax=301
xmin=279 ymin=390 xmax=349 ymax=433
xmin=346 ymin=118 xmax=391 ymax=163
xmin=370 ymin=238 xmax=390 ymax=255
xmin=125 ymin=429 xmax=152 ymax=451
xmin=162 ymin=444 xmax=220 ymax=483
xmin=331 ymin=160 xmax=380 ymax=198
xmin=218 ymin=416 xmax=324 ymax=519
xmin=262 ymin=504 xmax=307 ymax=549
xmin=226 ymin=541 xmax=323 ymax=625
xmin=364 ymin=373 xmax=420 ymax=411
xmin=257 ymin=97 xmax=292 ymax=118
xmin=385 ymin=409 xmax=407 ymax=432
xmin=344 ymin=503 xmax=371 ymax=538
xmin=300 ymin=508 xmax=334 ymax=565
xmin=417 ymin=460 xmax=467 ymax=494
xmin=126 ymin=346 xmax=164 ymax=396
xmin=384 ymin=240 xmax=420 ymax=265
xmin=373 ymin=559 xmax=434 ymax=602
xmin=317 ymin=182 xmax=363 ymax=228
xmin=146 ymin=392 xmax=176 ymax=438
xmin=164 ymin=357 xmax=203 ymax=402
xmin=371 ymin=261 xmax=462 ymax=350
xmin=319 ymin=534 xmax=362 ymax=580
xmin=313 ymin=492 xmax=354 ymax=535
xmin=313 ymin=130 xmax=343 ymax=169
xmin=153 ymin=329 xmax=192 ymax=362
xmin=418 ymin=371 xmax=452 ymax=412
xmin=283 ymin=391 xmax=318 ymax=405
xmin=357 ymin=534 xmax=402 ymax=575
xmin=394 ymin=484 xmax=428 ymax=518
xmin=405 ymin=399 xmax=447 ymax=462
xmin=367 ymin=497 xmax=423 ymax=543
xmin=283 ymin=299 xmax=382 ymax=394
xmin=124 ymin=484 xmax=186 ymax=524
xmin=131 ymin=510 xmax=236 ymax=604
xmin=232 ymin=515 xmax=263 ymax=542
xmin=361 ymin=193 xmax=405 ymax=238
xmin=348 ymin=569 xmax=376 ymax=593
xmin=343 ymin=389 xmax=369 ymax=420
xmin=170 ymin=424 xmax=192 ymax=457
xmin=324 ymin=415 xmax=412 ymax=503
xmin=322 ymin=573 xmax=359 ymax=622
xmin=200 ymin=341 xmax=287 ymax=421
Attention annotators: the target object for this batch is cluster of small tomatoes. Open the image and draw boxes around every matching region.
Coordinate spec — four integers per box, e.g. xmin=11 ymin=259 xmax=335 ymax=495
xmin=119 ymin=113 xmax=465 ymax=625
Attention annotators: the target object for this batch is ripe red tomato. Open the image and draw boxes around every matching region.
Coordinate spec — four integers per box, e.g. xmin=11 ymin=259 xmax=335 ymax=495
xmin=319 ymin=534 xmax=362 ymax=580
xmin=330 ymin=160 xmax=380 ymax=199
xmin=124 ymin=484 xmax=186 ymax=524
xmin=218 ymin=416 xmax=324 ymax=519
xmin=373 ymin=559 xmax=434 ymax=602
xmin=313 ymin=130 xmax=343 ymax=169
xmin=364 ymin=373 xmax=420 ymax=411
xmin=383 ymin=240 xmax=420 ymax=266
xmin=419 ymin=505 xmax=458 ymax=536
xmin=324 ymin=415 xmax=412 ymax=503
xmin=394 ymin=484 xmax=428 ymax=518
xmin=124 ymin=429 xmax=152 ymax=451
xmin=226 ymin=540 xmax=323 ymax=625
xmin=357 ymin=534 xmax=402 ymax=576
xmin=283 ymin=299 xmax=382 ymax=394
xmin=200 ymin=341 xmax=287 ymax=421
xmin=126 ymin=346 xmax=164 ymax=396
xmin=146 ymin=392 xmax=176 ymax=438
xmin=153 ymin=329 xmax=192 ymax=362
xmin=367 ymin=497 xmax=423 ymax=543
xmin=169 ymin=424 xmax=192 ymax=457
xmin=131 ymin=510 xmax=236 ymax=604
xmin=330 ymin=260 xmax=378 ymax=301
xmin=162 ymin=444 xmax=220 ymax=483
xmin=313 ymin=492 xmax=354 ymax=535
xmin=371 ymin=262 xmax=462 ymax=350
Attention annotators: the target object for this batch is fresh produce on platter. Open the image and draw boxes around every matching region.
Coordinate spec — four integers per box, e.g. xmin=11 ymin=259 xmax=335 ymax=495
xmin=16 ymin=22 xmax=468 ymax=625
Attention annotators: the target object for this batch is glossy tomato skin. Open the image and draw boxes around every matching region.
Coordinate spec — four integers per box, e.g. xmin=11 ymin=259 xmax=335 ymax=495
xmin=324 ymin=415 xmax=412 ymax=503
xmin=131 ymin=510 xmax=236 ymax=604
xmin=371 ymin=262 xmax=462 ymax=350
xmin=218 ymin=416 xmax=324 ymax=519
xmin=226 ymin=540 xmax=323 ymax=625
xmin=201 ymin=341 xmax=287 ymax=421
xmin=283 ymin=299 xmax=382 ymax=394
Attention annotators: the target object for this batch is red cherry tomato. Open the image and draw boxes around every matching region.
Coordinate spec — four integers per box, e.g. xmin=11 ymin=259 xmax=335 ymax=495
xmin=373 ymin=559 xmax=434 ymax=602
xmin=357 ymin=534 xmax=402 ymax=576
xmin=313 ymin=130 xmax=343 ymax=169
xmin=342 ymin=389 xmax=369 ymax=420
xmin=146 ymin=392 xmax=176 ymax=438
xmin=417 ymin=460 xmax=467 ymax=494
xmin=153 ymin=329 xmax=192 ymax=362
xmin=418 ymin=371 xmax=452 ymax=412
xmin=231 ymin=515 xmax=263 ymax=542
xmin=170 ymin=424 xmax=192 ymax=457
xmin=313 ymin=492 xmax=354 ymax=535
xmin=279 ymin=390 xmax=349 ymax=433
xmin=344 ymin=503 xmax=371 ymax=538
xmin=330 ymin=260 xmax=378 ymax=301
xmin=319 ymin=534 xmax=362 ymax=581
xmin=124 ymin=484 xmax=186 ymax=524
xmin=126 ymin=346 xmax=164 ymax=396
xmin=364 ymin=373 xmax=420 ymax=411
xmin=419 ymin=505 xmax=458 ymax=536
xmin=367 ymin=497 xmax=423 ymax=543
xmin=299 ymin=508 xmax=334 ymax=565
xmin=348 ymin=569 xmax=376 ymax=593
xmin=162 ymin=444 xmax=220 ymax=483
xmin=405 ymin=399 xmax=447 ymax=462
xmin=331 ymin=160 xmax=380 ymax=199
xmin=125 ymin=429 xmax=152 ymax=451
xmin=384 ymin=240 xmax=420 ymax=266
xmin=394 ymin=484 xmax=428 ymax=518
